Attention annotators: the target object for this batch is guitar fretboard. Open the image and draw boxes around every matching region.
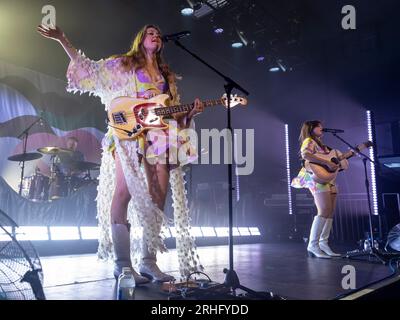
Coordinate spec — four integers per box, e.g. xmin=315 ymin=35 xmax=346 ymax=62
xmin=154 ymin=99 xmax=223 ymax=116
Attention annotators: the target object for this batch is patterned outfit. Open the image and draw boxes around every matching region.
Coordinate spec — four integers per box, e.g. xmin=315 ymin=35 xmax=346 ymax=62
xmin=291 ymin=137 xmax=337 ymax=195
xmin=66 ymin=51 xmax=201 ymax=278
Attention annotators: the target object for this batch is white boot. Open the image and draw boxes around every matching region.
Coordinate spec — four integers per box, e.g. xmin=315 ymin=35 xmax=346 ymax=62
xmin=319 ymin=218 xmax=341 ymax=257
xmin=139 ymin=243 xmax=175 ymax=283
xmin=111 ymin=224 xmax=150 ymax=284
xmin=307 ymin=216 xmax=331 ymax=259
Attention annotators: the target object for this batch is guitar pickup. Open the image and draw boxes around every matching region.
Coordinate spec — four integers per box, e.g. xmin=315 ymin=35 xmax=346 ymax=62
xmin=112 ymin=112 xmax=127 ymax=124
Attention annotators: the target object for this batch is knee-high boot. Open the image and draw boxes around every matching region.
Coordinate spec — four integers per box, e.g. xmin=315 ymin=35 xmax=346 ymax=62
xmin=111 ymin=224 xmax=150 ymax=284
xmin=139 ymin=242 xmax=175 ymax=282
xmin=319 ymin=218 xmax=341 ymax=257
xmin=307 ymin=216 xmax=331 ymax=259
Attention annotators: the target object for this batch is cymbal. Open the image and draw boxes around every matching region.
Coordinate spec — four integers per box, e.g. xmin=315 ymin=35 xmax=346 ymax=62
xmin=8 ymin=152 xmax=42 ymax=162
xmin=67 ymin=161 xmax=100 ymax=171
xmin=37 ymin=147 xmax=72 ymax=155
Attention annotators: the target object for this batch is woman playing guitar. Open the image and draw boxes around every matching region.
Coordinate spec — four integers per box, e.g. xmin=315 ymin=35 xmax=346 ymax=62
xmin=291 ymin=120 xmax=342 ymax=259
xmin=37 ymin=24 xmax=204 ymax=283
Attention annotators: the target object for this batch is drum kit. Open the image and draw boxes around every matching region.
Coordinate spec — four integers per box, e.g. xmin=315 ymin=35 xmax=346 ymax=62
xmin=8 ymin=147 xmax=100 ymax=202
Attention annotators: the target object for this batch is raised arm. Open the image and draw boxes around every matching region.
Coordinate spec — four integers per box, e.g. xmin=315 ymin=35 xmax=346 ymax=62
xmin=37 ymin=24 xmax=78 ymax=61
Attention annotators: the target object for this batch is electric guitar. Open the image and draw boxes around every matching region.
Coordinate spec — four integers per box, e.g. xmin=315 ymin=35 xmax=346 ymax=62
xmin=304 ymin=141 xmax=373 ymax=184
xmin=107 ymin=94 xmax=247 ymax=140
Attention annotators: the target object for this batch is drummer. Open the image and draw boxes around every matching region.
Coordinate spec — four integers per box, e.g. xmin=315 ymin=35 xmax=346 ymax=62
xmin=55 ymin=136 xmax=85 ymax=176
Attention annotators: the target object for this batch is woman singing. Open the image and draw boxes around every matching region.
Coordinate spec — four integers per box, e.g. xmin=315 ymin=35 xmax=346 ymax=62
xmin=291 ymin=120 xmax=342 ymax=258
xmin=37 ymin=24 xmax=204 ymax=283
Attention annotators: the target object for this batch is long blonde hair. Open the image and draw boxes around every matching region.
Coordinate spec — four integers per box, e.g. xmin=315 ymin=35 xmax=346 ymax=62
xmin=111 ymin=25 xmax=178 ymax=99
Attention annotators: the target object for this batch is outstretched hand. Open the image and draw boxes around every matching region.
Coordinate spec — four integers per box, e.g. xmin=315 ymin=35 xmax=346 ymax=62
xmin=37 ymin=24 xmax=64 ymax=42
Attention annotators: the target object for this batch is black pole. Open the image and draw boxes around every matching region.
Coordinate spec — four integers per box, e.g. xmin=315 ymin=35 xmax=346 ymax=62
xmin=16 ymin=116 xmax=43 ymax=195
xmin=18 ymin=132 xmax=28 ymax=195
xmin=363 ymin=158 xmax=375 ymax=246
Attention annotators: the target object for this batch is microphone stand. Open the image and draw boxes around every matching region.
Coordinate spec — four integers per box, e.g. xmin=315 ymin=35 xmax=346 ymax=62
xmin=168 ymin=39 xmax=281 ymax=299
xmin=328 ymin=132 xmax=397 ymax=264
xmin=16 ymin=117 xmax=43 ymax=195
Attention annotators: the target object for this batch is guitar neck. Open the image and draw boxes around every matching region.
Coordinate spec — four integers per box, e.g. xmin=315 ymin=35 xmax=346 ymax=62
xmin=154 ymin=99 xmax=223 ymax=116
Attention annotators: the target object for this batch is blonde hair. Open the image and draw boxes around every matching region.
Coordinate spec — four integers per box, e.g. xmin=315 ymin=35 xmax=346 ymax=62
xmin=110 ymin=24 xmax=178 ymax=100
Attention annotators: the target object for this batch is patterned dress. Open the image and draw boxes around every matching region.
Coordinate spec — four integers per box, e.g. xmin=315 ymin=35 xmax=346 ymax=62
xmin=291 ymin=137 xmax=337 ymax=195
xmin=66 ymin=51 xmax=202 ymax=278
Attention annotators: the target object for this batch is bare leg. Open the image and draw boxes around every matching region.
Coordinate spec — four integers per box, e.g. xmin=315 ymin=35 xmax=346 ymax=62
xmin=109 ymin=152 xmax=150 ymax=284
xmin=313 ymin=191 xmax=333 ymax=219
xmin=143 ymin=159 xmax=170 ymax=210
xmin=139 ymin=158 xmax=174 ymax=282
xmin=110 ymin=153 xmax=131 ymax=224
xmin=329 ymin=192 xmax=337 ymax=219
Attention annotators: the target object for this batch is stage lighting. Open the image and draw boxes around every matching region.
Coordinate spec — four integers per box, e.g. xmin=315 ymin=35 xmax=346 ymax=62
xmin=190 ymin=227 xmax=203 ymax=238
xmin=269 ymin=67 xmax=280 ymax=72
xmin=49 ymin=226 xmax=80 ymax=240
xmin=213 ymin=27 xmax=224 ymax=34
xmin=232 ymin=227 xmax=240 ymax=236
xmin=215 ymin=227 xmax=229 ymax=237
xmin=366 ymin=110 xmax=379 ymax=215
xmin=80 ymin=226 xmax=99 ymax=240
xmin=257 ymin=55 xmax=265 ymax=62
xmin=231 ymin=41 xmax=243 ymax=48
xmin=238 ymin=227 xmax=251 ymax=236
xmin=285 ymin=124 xmax=293 ymax=215
xmin=16 ymin=226 xmax=49 ymax=241
xmin=249 ymin=227 xmax=261 ymax=236
xmin=181 ymin=7 xmax=194 ymax=16
xmin=201 ymin=227 xmax=217 ymax=237
xmin=181 ymin=0 xmax=202 ymax=16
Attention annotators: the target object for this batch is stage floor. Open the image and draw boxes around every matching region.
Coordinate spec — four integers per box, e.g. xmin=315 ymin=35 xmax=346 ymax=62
xmin=40 ymin=243 xmax=394 ymax=300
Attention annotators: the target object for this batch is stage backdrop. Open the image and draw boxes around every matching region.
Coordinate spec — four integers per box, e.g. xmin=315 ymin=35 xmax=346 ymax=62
xmin=0 ymin=60 xmax=105 ymax=192
xmin=0 ymin=60 xmax=106 ymax=225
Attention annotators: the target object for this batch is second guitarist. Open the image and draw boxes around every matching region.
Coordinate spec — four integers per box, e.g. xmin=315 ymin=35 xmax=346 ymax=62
xmin=291 ymin=120 xmax=343 ymax=259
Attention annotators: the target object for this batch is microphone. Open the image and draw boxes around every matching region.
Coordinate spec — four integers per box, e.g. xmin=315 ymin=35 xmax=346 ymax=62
xmin=322 ymin=128 xmax=345 ymax=133
xmin=162 ymin=31 xmax=191 ymax=42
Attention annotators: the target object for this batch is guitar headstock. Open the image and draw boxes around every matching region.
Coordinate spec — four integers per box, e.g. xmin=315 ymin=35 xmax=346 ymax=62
xmin=356 ymin=141 xmax=373 ymax=151
xmin=221 ymin=94 xmax=248 ymax=108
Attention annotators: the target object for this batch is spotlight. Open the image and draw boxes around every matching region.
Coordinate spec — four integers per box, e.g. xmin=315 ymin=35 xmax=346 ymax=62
xmin=181 ymin=7 xmax=194 ymax=16
xmin=231 ymin=41 xmax=243 ymax=48
xmin=269 ymin=67 xmax=280 ymax=72
xmin=213 ymin=27 xmax=224 ymax=34
xmin=257 ymin=55 xmax=265 ymax=62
